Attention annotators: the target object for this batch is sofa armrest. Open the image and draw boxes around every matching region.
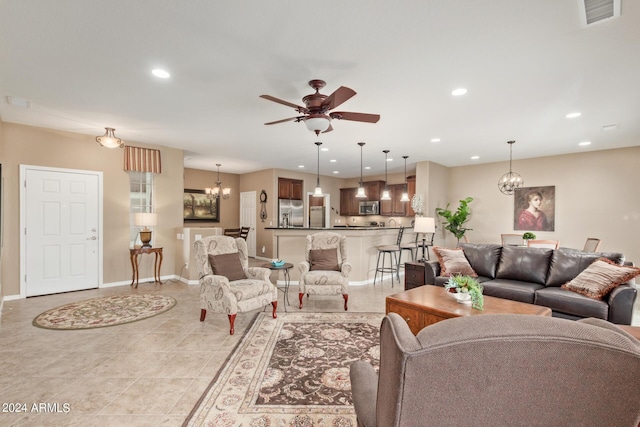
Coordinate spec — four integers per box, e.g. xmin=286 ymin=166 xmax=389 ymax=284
xmin=341 ymin=261 xmax=352 ymax=278
xmin=424 ymin=261 xmax=440 ymax=285
xmin=607 ymin=283 xmax=637 ymax=325
xmin=349 ymin=361 xmax=378 ymax=427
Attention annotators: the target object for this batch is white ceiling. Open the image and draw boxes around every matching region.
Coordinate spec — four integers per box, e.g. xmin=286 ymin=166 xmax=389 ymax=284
xmin=1 ymin=1 xmax=638 ymax=178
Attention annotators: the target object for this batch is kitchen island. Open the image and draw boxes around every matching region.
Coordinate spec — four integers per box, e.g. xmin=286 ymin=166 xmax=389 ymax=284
xmin=266 ymin=227 xmax=415 ymax=285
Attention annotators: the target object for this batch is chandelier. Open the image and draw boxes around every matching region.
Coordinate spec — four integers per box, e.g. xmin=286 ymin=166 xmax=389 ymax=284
xmin=206 ymin=164 xmax=231 ymax=200
xmin=498 ymin=140 xmax=523 ymax=195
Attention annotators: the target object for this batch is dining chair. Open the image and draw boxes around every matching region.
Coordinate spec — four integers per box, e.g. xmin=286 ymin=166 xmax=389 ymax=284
xmin=223 ymin=228 xmax=241 ymax=238
xmin=501 ymin=233 xmax=523 ymax=246
xmin=527 ymin=239 xmax=560 ymax=249
xmin=239 ymin=226 xmax=250 ymax=240
xmin=583 ymin=237 xmax=601 ymax=252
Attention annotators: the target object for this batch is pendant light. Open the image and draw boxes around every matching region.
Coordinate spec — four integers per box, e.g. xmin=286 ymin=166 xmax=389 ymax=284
xmin=498 ymin=140 xmax=524 ymax=195
xmin=380 ymin=150 xmax=391 ymax=201
xmin=313 ymin=142 xmax=323 ymax=197
xmin=355 ymin=142 xmax=367 ymax=198
xmin=400 ymin=155 xmax=410 ymax=202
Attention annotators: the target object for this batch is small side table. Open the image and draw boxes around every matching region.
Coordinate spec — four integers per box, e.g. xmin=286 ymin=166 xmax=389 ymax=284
xmin=130 ymin=246 xmax=163 ymax=288
xmin=262 ymin=262 xmax=293 ymax=312
xmin=404 ymin=261 xmax=427 ymax=290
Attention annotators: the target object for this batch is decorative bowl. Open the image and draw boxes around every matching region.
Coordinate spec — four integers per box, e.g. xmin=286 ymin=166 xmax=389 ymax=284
xmin=445 ymin=288 xmax=472 ymax=305
xmin=271 ymin=260 xmax=285 ymax=267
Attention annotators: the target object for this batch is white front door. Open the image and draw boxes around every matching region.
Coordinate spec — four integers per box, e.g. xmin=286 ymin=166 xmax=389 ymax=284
xmin=21 ymin=165 xmax=102 ymax=297
xmin=240 ymin=191 xmax=257 ymax=257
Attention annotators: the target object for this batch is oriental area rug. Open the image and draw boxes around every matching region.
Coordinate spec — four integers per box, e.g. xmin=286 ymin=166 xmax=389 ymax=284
xmin=32 ymin=293 xmax=176 ymax=330
xmin=184 ymin=312 xmax=384 ymax=427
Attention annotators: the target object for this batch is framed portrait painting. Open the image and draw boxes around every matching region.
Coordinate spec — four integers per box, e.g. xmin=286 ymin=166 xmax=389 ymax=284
xmin=183 ymin=189 xmax=219 ymax=222
xmin=514 ymin=186 xmax=555 ymax=231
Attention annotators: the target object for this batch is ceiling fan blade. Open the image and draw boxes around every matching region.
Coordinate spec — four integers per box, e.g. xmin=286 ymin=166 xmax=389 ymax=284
xmin=330 ymin=111 xmax=380 ymax=123
xmin=260 ymin=95 xmax=307 ymax=113
xmin=264 ymin=116 xmax=303 ymax=125
xmin=321 ymin=86 xmax=356 ymax=110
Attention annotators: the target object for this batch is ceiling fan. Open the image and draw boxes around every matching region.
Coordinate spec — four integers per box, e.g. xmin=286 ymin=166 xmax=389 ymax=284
xmin=260 ymin=79 xmax=380 ymax=136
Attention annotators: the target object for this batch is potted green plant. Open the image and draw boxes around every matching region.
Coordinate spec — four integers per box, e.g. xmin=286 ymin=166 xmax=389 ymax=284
xmin=435 ymin=197 xmax=473 ymax=244
xmin=522 ymin=232 xmax=536 ymax=242
xmin=444 ymin=275 xmax=484 ymax=310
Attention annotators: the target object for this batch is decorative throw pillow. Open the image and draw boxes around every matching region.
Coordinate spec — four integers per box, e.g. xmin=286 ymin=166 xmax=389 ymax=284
xmin=208 ymin=252 xmax=247 ymax=281
xmin=561 ymin=258 xmax=640 ymax=300
xmin=309 ymin=248 xmax=340 ymax=271
xmin=432 ymin=246 xmax=477 ymax=277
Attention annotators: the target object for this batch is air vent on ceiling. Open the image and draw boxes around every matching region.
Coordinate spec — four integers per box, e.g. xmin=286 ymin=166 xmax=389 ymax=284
xmin=578 ymin=0 xmax=621 ymax=27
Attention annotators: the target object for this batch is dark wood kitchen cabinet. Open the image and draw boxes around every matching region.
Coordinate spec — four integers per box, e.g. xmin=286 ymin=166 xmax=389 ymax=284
xmin=340 ymin=188 xmax=359 ymax=216
xmin=278 ymin=178 xmax=303 ymax=200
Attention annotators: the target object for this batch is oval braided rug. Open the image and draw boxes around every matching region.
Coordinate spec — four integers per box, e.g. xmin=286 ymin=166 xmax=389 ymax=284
xmin=32 ymin=293 xmax=176 ymax=330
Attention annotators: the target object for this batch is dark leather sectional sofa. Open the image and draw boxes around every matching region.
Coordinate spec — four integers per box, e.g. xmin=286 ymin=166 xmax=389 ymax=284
xmin=425 ymin=243 xmax=638 ymax=325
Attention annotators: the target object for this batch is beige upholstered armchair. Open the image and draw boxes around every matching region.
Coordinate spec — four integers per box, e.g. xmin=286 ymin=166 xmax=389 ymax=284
xmin=350 ymin=313 xmax=640 ymax=427
xmin=193 ymin=235 xmax=277 ymax=334
xmin=298 ymin=232 xmax=351 ymax=310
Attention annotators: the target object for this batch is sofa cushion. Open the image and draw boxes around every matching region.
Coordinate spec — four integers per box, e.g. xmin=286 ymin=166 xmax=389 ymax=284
xmin=432 ymin=247 xmax=477 ymax=277
xmin=459 ymin=243 xmax=502 ymax=279
xmin=561 ymin=258 xmax=640 ymax=300
xmin=546 ymin=248 xmax=625 ymax=287
xmin=481 ymin=279 xmax=543 ymax=304
xmin=535 ymin=287 xmax=609 ymax=320
xmin=208 ymin=252 xmax=247 ymax=281
xmin=309 ymin=248 xmax=340 ymax=271
xmin=496 ymin=246 xmax=553 ymax=285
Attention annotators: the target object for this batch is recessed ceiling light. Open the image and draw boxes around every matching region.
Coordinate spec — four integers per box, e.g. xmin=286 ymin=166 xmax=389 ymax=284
xmin=321 ymin=147 xmax=329 ymax=151
xmin=471 ymin=156 xmax=479 ymax=160
xmin=578 ymin=141 xmax=591 ymax=146
xmin=298 ymin=165 xmax=305 ymax=168
xmin=152 ymin=69 xmax=170 ymax=78
xmin=451 ymin=88 xmax=467 ymax=96
xmin=333 ymin=171 xmax=339 ymax=174
xmin=365 ymin=166 xmax=371 ymax=170
xmin=566 ymin=112 xmax=581 ymax=119
xmin=431 ymin=138 xmax=441 ymax=143
xmin=386 ymin=158 xmax=393 ymax=162
xmin=330 ymin=159 xmax=337 ymax=163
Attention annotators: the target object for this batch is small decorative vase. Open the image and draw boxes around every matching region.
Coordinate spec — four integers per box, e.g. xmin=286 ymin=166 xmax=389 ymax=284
xmin=446 ymin=288 xmax=472 ymax=305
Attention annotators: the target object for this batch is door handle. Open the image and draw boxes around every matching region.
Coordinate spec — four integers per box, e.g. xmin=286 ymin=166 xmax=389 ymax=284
xmin=87 ymin=236 xmax=97 ymax=240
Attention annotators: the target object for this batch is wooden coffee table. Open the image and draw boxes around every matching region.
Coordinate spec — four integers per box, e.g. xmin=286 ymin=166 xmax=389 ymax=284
xmin=386 ymin=285 xmax=552 ymax=335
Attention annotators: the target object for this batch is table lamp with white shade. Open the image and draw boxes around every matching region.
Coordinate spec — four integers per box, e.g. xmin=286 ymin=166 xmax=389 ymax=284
xmin=134 ymin=213 xmax=157 ymax=248
xmin=413 ymin=216 xmax=435 ymax=262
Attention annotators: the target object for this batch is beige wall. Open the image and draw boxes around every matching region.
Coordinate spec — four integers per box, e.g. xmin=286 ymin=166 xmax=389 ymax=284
xmin=418 ymin=147 xmax=640 ymax=263
xmin=0 ymin=122 xmax=184 ymax=297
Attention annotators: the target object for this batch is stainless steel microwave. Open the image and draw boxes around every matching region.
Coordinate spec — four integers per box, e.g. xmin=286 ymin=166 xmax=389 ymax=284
xmin=359 ymin=201 xmax=379 ymax=215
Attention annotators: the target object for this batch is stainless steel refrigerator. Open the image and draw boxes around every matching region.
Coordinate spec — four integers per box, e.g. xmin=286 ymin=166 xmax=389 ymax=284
xmin=309 ymin=206 xmax=324 ymax=228
xmin=278 ymin=199 xmax=303 ymax=227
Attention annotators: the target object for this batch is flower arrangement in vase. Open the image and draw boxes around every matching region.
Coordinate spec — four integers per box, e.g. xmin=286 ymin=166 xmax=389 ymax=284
xmin=444 ymin=275 xmax=484 ymax=310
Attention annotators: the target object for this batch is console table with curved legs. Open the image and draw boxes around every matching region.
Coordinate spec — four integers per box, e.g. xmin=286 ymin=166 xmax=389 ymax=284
xmin=130 ymin=246 xmax=163 ymax=288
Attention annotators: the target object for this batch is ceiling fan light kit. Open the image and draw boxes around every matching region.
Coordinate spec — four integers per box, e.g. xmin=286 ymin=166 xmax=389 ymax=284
xmin=261 ymin=79 xmax=380 ymax=136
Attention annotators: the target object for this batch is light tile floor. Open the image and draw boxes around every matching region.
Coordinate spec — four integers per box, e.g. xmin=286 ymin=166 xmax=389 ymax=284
xmin=0 ymin=269 xmax=400 ymax=427
xmin=0 ymin=270 xmax=638 ymax=426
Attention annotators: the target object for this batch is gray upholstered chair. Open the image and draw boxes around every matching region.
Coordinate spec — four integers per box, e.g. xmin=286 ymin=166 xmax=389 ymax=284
xmin=298 ymin=232 xmax=351 ymax=310
xmin=194 ymin=235 xmax=277 ymax=334
xmin=350 ymin=313 xmax=640 ymax=427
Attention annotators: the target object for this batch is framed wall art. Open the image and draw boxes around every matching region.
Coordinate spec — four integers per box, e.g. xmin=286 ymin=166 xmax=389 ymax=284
xmin=183 ymin=189 xmax=219 ymax=222
xmin=514 ymin=186 xmax=555 ymax=231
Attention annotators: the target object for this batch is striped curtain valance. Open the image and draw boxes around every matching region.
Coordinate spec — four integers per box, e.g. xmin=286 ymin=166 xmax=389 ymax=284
xmin=124 ymin=146 xmax=162 ymax=173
